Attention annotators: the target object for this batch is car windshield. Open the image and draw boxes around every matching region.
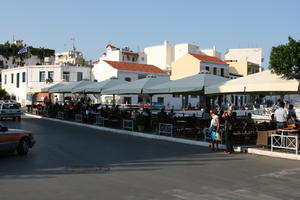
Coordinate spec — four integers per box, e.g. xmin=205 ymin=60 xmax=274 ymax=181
xmin=2 ymin=104 xmax=19 ymax=109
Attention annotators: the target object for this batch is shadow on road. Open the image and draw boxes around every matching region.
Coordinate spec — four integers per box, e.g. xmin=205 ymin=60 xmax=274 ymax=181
xmin=0 ymin=117 xmax=245 ymax=179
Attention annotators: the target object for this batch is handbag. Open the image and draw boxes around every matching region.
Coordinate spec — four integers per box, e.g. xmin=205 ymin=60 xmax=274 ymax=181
xmin=215 ymin=131 xmax=221 ymax=141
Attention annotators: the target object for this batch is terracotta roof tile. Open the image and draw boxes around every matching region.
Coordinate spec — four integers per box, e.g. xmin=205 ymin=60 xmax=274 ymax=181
xmin=190 ymin=53 xmax=226 ymax=64
xmin=106 ymin=44 xmax=116 ymax=49
xmin=104 ymin=60 xmax=167 ymax=74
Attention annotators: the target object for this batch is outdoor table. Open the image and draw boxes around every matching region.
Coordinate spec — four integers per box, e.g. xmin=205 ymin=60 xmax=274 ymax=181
xmin=256 ymin=130 xmax=277 ymax=146
xmin=277 ymin=128 xmax=299 ymax=136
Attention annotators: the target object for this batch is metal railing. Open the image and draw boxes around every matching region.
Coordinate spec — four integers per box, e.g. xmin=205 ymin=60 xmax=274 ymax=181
xmin=43 ymin=110 xmax=49 ymax=117
xmin=123 ymin=120 xmax=134 ymax=131
xmin=95 ymin=115 xmax=104 ymax=126
xmin=271 ymin=134 xmax=298 ymax=155
xmin=57 ymin=112 xmax=64 ymax=120
xmin=159 ymin=123 xmax=173 ymax=136
xmin=75 ymin=114 xmax=83 ymax=123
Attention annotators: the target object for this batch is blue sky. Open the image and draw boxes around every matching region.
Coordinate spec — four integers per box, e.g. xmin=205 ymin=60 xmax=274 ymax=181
xmin=1 ymin=0 xmax=299 ymax=68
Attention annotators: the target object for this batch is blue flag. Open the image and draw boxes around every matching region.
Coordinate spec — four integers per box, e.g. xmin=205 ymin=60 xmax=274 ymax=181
xmin=18 ymin=47 xmax=28 ymax=54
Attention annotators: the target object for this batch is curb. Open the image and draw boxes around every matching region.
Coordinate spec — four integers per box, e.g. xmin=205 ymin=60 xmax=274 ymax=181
xmin=247 ymin=148 xmax=300 ymax=161
xmin=25 ymin=113 xmax=226 ymax=149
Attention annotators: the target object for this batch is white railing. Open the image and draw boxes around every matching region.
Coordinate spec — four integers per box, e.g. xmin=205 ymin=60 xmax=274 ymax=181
xmin=95 ymin=115 xmax=104 ymax=126
xmin=123 ymin=120 xmax=133 ymax=131
xmin=271 ymin=134 xmax=298 ymax=155
xmin=159 ymin=123 xmax=173 ymax=136
xmin=43 ymin=110 xmax=49 ymax=117
xmin=57 ymin=112 xmax=64 ymax=120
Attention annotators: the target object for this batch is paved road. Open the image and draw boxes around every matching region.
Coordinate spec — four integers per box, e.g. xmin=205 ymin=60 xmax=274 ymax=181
xmin=0 ymin=116 xmax=299 ymax=200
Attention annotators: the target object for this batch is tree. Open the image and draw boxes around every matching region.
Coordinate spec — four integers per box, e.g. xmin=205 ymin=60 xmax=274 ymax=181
xmin=0 ymin=88 xmax=7 ymax=100
xmin=269 ymin=36 xmax=300 ymax=79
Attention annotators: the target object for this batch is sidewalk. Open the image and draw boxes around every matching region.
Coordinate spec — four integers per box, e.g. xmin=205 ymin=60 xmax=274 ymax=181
xmin=25 ymin=113 xmax=226 ymax=149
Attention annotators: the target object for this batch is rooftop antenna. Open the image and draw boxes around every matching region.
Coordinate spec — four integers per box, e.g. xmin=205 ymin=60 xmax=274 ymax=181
xmin=71 ymin=37 xmax=76 ymax=51
xmin=12 ymin=35 xmax=15 ymax=43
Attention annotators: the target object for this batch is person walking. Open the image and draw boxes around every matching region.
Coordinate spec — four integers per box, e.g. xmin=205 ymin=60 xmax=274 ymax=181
xmin=222 ymin=110 xmax=235 ymax=154
xmin=274 ymin=101 xmax=287 ymax=129
xmin=209 ymin=109 xmax=220 ymax=151
xmin=287 ymin=104 xmax=296 ymax=119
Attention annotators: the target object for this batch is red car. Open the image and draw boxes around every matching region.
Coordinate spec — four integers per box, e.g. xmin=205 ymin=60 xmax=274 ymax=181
xmin=0 ymin=125 xmax=35 ymax=155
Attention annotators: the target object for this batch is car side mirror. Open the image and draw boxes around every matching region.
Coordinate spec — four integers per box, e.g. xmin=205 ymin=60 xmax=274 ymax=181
xmin=0 ymin=126 xmax=8 ymax=132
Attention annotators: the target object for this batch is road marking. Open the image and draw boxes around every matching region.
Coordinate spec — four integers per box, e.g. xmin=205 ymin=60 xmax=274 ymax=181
xmin=257 ymin=167 xmax=300 ymax=178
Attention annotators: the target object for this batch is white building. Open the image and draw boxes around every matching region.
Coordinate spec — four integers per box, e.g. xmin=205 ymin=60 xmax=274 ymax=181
xmin=2 ymin=64 xmax=92 ymax=106
xmin=91 ymin=60 xmax=183 ymax=108
xmin=144 ymin=40 xmax=222 ymax=72
xmin=225 ymin=48 xmax=263 ymax=71
xmin=99 ymin=44 xmax=147 ymax=64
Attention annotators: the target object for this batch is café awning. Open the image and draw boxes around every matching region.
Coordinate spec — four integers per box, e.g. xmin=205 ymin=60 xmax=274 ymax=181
xmin=49 ymin=80 xmax=93 ymax=93
xmin=72 ymin=79 xmax=127 ymax=93
xmin=102 ymin=77 xmax=169 ymax=95
xmin=143 ymin=73 xmax=228 ymax=94
xmin=41 ymin=82 xmax=69 ymax=93
xmin=205 ymin=70 xmax=300 ymax=95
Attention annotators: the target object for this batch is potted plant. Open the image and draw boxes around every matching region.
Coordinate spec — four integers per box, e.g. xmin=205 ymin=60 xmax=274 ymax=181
xmin=135 ymin=113 xmax=146 ymax=132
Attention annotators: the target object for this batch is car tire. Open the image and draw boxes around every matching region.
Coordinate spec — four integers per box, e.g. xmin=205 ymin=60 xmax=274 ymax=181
xmin=17 ymin=138 xmax=30 ymax=156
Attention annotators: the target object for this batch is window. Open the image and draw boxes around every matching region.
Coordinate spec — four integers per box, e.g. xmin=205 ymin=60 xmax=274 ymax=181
xmin=191 ymin=95 xmax=197 ymax=98
xmin=221 ymin=68 xmax=224 ymax=77
xmin=124 ymin=77 xmax=131 ymax=82
xmin=172 ymin=94 xmax=180 ymax=98
xmin=247 ymin=67 xmax=252 ymax=74
xmin=213 ymin=67 xmax=217 ymax=75
xmin=48 ymin=71 xmax=54 ymax=80
xmin=22 ymin=72 xmax=26 ymax=82
xmin=11 ymin=74 xmax=14 ymax=84
xmin=4 ymin=75 xmax=7 ymax=84
xmin=16 ymin=73 xmax=20 ymax=88
xmin=39 ymin=71 xmax=46 ymax=82
xmin=138 ymin=97 xmax=143 ymax=103
xmin=141 ymin=57 xmax=145 ymax=61
xmin=205 ymin=66 xmax=210 ymax=71
xmin=123 ymin=97 xmax=132 ymax=104
xmin=138 ymin=74 xmax=147 ymax=79
xmin=157 ymin=97 xmax=164 ymax=104
xmin=77 ymin=72 xmax=83 ymax=81
xmin=63 ymin=72 xmax=70 ymax=82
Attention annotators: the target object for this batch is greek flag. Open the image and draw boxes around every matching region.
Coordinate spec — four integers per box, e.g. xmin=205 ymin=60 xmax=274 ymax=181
xmin=17 ymin=47 xmax=28 ymax=54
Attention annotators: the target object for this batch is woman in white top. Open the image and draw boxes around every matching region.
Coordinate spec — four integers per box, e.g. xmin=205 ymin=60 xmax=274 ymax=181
xmin=209 ymin=109 xmax=220 ymax=151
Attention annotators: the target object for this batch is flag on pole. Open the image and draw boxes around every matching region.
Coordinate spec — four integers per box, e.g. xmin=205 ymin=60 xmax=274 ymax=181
xmin=17 ymin=47 xmax=28 ymax=54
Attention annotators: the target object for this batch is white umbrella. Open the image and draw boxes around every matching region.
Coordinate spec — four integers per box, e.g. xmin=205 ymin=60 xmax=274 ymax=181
xmin=72 ymin=79 xmax=128 ymax=93
xmin=102 ymin=77 xmax=169 ymax=95
xmin=205 ymin=70 xmax=300 ymax=95
xmin=143 ymin=73 xmax=228 ymax=94
xmin=49 ymin=80 xmax=93 ymax=93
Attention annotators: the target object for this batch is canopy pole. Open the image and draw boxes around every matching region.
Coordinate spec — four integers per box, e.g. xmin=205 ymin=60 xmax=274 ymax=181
xmin=62 ymin=93 xmax=65 ymax=105
xmin=112 ymin=94 xmax=116 ymax=106
xmin=279 ymin=93 xmax=286 ymax=102
xmin=149 ymin=94 xmax=153 ymax=109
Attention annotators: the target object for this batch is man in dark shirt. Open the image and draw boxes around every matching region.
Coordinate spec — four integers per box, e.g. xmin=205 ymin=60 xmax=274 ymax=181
xmin=222 ymin=110 xmax=235 ymax=153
